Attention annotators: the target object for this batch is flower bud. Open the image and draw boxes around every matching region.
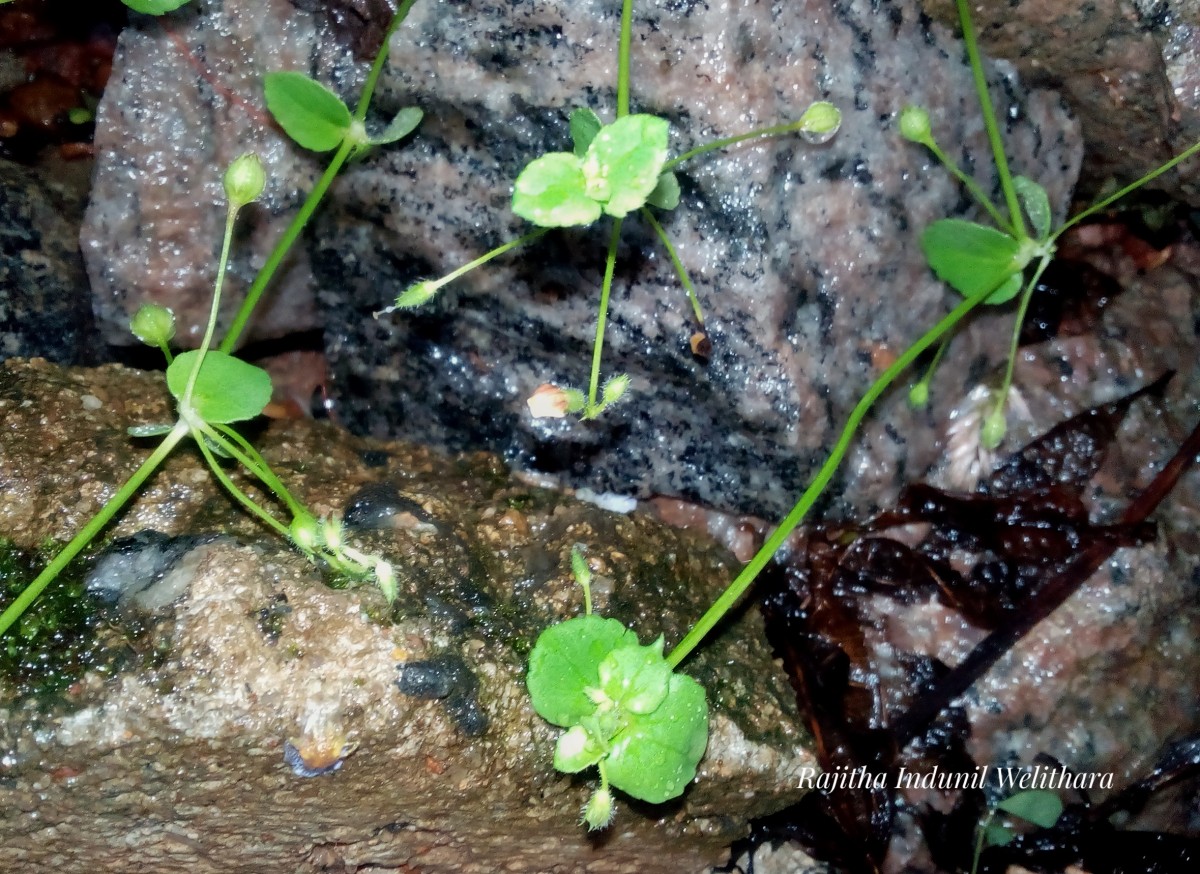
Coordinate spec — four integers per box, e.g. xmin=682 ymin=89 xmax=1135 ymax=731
xmin=582 ymin=786 xmax=615 ymax=831
xmin=130 ymin=304 xmax=176 ymax=348
xmin=527 ymin=383 xmax=572 ymax=419
xmin=908 ymin=381 xmax=930 ymax=409
xmin=392 ymin=280 xmax=439 ymax=310
xmin=899 ymin=106 xmax=933 ymax=145
xmin=980 ymin=405 xmax=1007 ymax=450
xmin=375 ymin=559 xmax=397 ymax=603
xmin=799 ymin=101 xmax=842 ymax=136
xmin=224 ymin=153 xmax=266 ymax=207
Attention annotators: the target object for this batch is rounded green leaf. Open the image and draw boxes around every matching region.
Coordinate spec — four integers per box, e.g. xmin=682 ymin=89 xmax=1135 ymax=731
xmin=569 ymin=107 xmax=603 ymax=157
xmin=264 ymin=71 xmax=352 ymax=152
xmin=371 ymin=107 xmax=423 ymax=146
xmin=646 ymin=172 xmax=680 ymax=210
xmin=605 ymin=671 xmax=708 ymax=803
xmin=1013 ymin=175 xmax=1052 ymax=241
xmin=996 ymin=789 xmax=1063 ymax=829
xmin=553 ymin=725 xmax=606 ymax=773
xmin=527 ymin=615 xmax=638 ymax=726
xmin=597 ymin=637 xmax=671 ymax=715
xmin=920 ymin=219 xmax=1026 ymax=304
xmin=512 ymin=152 xmax=601 ymax=228
xmin=166 ymin=350 xmax=272 ymax=424
xmin=122 ymin=0 xmax=192 ymax=13
xmin=582 ymin=114 xmax=670 ymax=217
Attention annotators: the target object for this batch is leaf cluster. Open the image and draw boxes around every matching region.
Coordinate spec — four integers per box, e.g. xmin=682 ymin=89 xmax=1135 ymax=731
xmin=526 ymin=614 xmax=708 ymax=809
xmin=512 ymin=110 xmax=678 ymax=228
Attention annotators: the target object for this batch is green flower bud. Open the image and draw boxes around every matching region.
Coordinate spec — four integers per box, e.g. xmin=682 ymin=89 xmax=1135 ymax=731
xmin=980 ymin=405 xmax=1007 ymax=450
xmin=799 ymin=101 xmax=842 ymax=136
xmin=601 ymin=373 xmax=631 ymax=408
xmin=290 ymin=512 xmax=322 ymax=552
xmin=393 ymin=280 xmax=439 ymax=309
xmin=375 ymin=559 xmax=397 ymax=603
xmin=223 ymin=152 xmax=266 ymax=207
xmin=582 ymin=786 xmax=615 ymax=831
xmin=899 ymin=106 xmax=932 ymax=145
xmin=130 ymin=304 xmax=176 ymax=348
xmin=908 ymin=380 xmax=930 ymax=409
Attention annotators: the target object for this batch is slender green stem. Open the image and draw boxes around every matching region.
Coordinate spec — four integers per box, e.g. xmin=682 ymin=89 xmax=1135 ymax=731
xmin=617 ymin=0 xmax=634 ymax=117
xmin=219 ymin=137 xmax=356 ymax=352
xmin=587 ymin=219 xmax=624 ymax=412
xmin=641 ymin=207 xmax=703 ymax=324
xmin=956 ymin=0 xmax=1025 ymax=240
xmin=917 ymin=332 xmax=952 ymax=392
xmin=1057 ymin=137 xmax=1200 ymax=237
xmin=212 ymin=423 xmax=306 ymax=518
xmin=988 ymin=254 xmax=1050 ymax=422
xmin=0 ymin=422 xmax=189 ymax=638
xmin=667 ymin=280 xmax=1002 ymax=668
xmin=922 ymin=138 xmax=1013 ymax=235
xmin=971 ymin=811 xmax=994 ymax=874
xmin=191 ymin=423 xmax=292 ymax=540
xmin=429 ymin=228 xmax=549 ymax=294
xmin=352 ymin=0 xmax=418 ymax=122
xmin=665 ymin=119 xmax=824 ymax=171
xmin=183 ymin=205 xmax=240 ymax=406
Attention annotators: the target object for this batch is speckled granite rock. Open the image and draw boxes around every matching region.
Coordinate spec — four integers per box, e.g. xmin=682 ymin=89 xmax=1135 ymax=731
xmin=923 ymin=0 xmax=1200 ymax=206
xmin=0 ymin=357 xmax=814 ymax=873
xmin=0 ymin=158 xmax=98 ymax=364
xmin=82 ymin=0 xmax=1082 ymax=519
xmin=880 ymin=249 xmax=1200 ymax=786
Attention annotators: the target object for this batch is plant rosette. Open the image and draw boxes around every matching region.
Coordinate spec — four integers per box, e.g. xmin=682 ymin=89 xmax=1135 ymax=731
xmin=526 ymin=613 xmax=708 ymax=826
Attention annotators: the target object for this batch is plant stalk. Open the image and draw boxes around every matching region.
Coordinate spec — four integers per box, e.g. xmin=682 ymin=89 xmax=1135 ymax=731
xmin=0 ymin=423 xmax=189 ymax=638
xmin=667 ymin=280 xmax=1002 ymax=668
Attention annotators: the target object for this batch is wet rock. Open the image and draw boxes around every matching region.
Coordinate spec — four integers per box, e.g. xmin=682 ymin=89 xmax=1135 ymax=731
xmin=922 ymin=0 xmax=1200 ymax=206
xmin=0 ymin=357 xmax=815 ymax=872
xmin=86 ymin=530 xmax=219 ymax=612
xmin=82 ymin=0 xmax=1081 ymax=519
xmin=0 ymin=157 xmax=97 ymax=364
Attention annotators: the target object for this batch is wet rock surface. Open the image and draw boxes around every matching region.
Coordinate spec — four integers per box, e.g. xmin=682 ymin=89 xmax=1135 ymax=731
xmin=922 ymin=0 xmax=1200 ymax=206
xmin=83 ymin=0 xmax=1082 ymax=519
xmin=0 ymin=357 xmax=815 ymax=873
xmin=0 ymin=157 xmax=97 ymax=364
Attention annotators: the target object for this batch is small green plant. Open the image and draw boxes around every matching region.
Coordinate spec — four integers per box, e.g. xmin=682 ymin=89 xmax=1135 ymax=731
xmin=526 ymin=547 xmax=707 ymax=829
xmin=522 ymin=0 xmax=1200 ymax=832
xmin=0 ymin=0 xmax=423 ymax=638
xmin=376 ymin=0 xmax=840 ymax=419
xmin=970 ymin=788 xmax=1063 ymax=874
xmin=900 ymin=0 xmax=1200 ymax=449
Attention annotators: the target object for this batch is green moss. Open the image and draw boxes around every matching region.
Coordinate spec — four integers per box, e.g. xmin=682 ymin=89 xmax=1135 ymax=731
xmin=0 ymin=540 xmax=108 ymax=700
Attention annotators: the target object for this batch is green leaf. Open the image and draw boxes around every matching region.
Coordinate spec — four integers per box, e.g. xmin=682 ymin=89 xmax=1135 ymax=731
xmin=371 ymin=106 xmax=423 ymax=146
xmin=569 ymin=108 xmax=603 ymax=157
xmin=553 ymin=725 xmax=606 ymax=773
xmin=264 ymin=71 xmax=352 ymax=152
xmin=512 ymin=152 xmax=602 ymax=228
xmin=127 ymin=423 xmax=175 ymax=438
xmin=582 ymin=114 xmax=670 ymax=217
xmin=527 ymin=615 xmax=638 ymax=727
xmin=920 ymin=219 xmax=1025 ymax=304
xmin=1013 ymin=175 xmax=1052 ymax=241
xmin=996 ymin=789 xmax=1064 ymax=829
xmin=122 ymin=0 xmax=192 ymax=13
xmin=605 ymin=671 xmax=708 ymax=803
xmin=166 ymin=350 xmax=272 ymax=424
xmin=646 ymin=172 xmax=680 ymax=210
xmin=984 ymin=821 xmax=1015 ymax=848
xmin=597 ymin=638 xmax=671 ymax=715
